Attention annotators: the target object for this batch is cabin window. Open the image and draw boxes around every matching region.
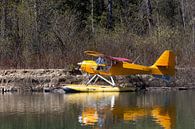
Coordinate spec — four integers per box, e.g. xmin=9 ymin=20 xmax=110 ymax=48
xmin=95 ymin=57 xmax=112 ymax=71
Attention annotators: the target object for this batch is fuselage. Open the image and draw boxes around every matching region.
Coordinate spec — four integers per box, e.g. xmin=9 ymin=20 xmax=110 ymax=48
xmin=80 ymin=60 xmax=149 ymax=76
xmin=79 ymin=60 xmax=175 ymax=76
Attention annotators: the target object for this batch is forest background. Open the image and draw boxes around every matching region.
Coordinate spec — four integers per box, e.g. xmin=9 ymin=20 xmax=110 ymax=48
xmin=0 ymin=0 xmax=194 ymax=69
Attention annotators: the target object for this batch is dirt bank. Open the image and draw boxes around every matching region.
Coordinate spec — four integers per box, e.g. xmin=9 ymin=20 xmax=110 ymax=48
xmin=0 ymin=68 xmax=194 ymax=93
xmin=0 ymin=69 xmax=81 ymax=92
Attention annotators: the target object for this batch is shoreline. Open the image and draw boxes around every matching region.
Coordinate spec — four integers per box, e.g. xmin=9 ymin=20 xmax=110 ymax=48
xmin=0 ymin=69 xmax=194 ymax=93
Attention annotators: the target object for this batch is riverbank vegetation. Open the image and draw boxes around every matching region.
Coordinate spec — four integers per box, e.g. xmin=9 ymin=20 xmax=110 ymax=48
xmin=0 ymin=0 xmax=194 ymax=68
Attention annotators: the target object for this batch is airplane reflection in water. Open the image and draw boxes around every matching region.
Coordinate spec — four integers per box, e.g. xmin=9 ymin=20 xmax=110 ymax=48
xmin=65 ymin=93 xmax=176 ymax=129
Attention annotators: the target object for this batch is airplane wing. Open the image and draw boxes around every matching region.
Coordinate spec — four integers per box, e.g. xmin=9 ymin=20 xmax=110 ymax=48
xmin=84 ymin=50 xmax=132 ymax=63
xmin=84 ymin=51 xmax=104 ymax=57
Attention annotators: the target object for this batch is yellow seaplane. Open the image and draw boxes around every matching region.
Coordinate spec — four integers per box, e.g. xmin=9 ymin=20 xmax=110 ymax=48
xmin=63 ymin=50 xmax=175 ymax=92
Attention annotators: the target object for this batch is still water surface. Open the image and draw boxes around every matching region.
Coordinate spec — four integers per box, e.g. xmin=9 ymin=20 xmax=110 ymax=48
xmin=0 ymin=91 xmax=195 ymax=129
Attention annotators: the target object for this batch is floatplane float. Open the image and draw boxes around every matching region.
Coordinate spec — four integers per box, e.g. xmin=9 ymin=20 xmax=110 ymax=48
xmin=63 ymin=50 xmax=175 ymax=93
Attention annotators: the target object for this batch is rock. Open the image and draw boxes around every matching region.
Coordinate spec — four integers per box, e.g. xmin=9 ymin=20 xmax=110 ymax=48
xmin=52 ymin=88 xmax=65 ymax=94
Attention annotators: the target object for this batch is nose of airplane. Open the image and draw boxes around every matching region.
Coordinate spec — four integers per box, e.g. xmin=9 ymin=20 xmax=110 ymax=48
xmin=77 ymin=62 xmax=82 ymax=66
xmin=77 ymin=62 xmax=83 ymax=71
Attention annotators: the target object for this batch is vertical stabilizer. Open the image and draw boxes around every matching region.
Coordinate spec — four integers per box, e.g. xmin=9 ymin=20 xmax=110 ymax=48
xmin=154 ymin=50 xmax=175 ymax=68
xmin=151 ymin=50 xmax=176 ymax=76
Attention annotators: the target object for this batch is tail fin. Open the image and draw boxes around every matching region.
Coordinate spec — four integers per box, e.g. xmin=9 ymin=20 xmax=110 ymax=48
xmin=151 ymin=50 xmax=176 ymax=77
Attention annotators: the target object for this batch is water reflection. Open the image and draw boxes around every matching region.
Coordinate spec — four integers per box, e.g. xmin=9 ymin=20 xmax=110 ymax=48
xmin=1 ymin=91 xmax=195 ymax=129
xmin=0 ymin=93 xmax=66 ymax=114
xmin=71 ymin=93 xmax=176 ymax=129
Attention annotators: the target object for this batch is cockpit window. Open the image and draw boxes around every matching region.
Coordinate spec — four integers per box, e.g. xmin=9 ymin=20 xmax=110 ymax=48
xmin=95 ymin=57 xmax=112 ymax=71
xmin=96 ymin=57 xmax=105 ymax=64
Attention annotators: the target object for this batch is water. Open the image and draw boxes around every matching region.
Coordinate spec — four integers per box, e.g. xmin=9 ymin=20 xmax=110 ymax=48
xmin=0 ymin=91 xmax=195 ymax=129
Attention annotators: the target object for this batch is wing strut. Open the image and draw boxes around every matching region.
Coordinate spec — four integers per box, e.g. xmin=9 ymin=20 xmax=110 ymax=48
xmin=86 ymin=74 xmax=116 ymax=86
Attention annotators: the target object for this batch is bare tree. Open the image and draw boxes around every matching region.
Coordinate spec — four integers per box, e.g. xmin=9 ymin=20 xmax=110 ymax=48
xmin=145 ymin=0 xmax=153 ymax=32
xmin=1 ymin=0 xmax=7 ymax=39
xmin=180 ymin=0 xmax=186 ymax=30
xmin=108 ymin=0 xmax=113 ymax=29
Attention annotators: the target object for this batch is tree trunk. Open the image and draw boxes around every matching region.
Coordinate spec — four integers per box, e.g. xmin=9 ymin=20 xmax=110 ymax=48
xmin=99 ymin=0 xmax=105 ymax=13
xmin=1 ymin=0 xmax=7 ymax=39
xmin=108 ymin=0 xmax=113 ymax=29
xmin=13 ymin=0 xmax=23 ymax=68
xmin=145 ymin=0 xmax=153 ymax=32
xmin=193 ymin=22 xmax=195 ymax=50
xmin=180 ymin=0 xmax=186 ymax=30
xmin=33 ymin=0 xmax=42 ymax=67
xmin=91 ymin=0 xmax=94 ymax=33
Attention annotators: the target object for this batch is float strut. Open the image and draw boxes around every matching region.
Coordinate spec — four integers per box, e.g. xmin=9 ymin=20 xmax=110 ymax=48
xmin=86 ymin=74 xmax=115 ymax=86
